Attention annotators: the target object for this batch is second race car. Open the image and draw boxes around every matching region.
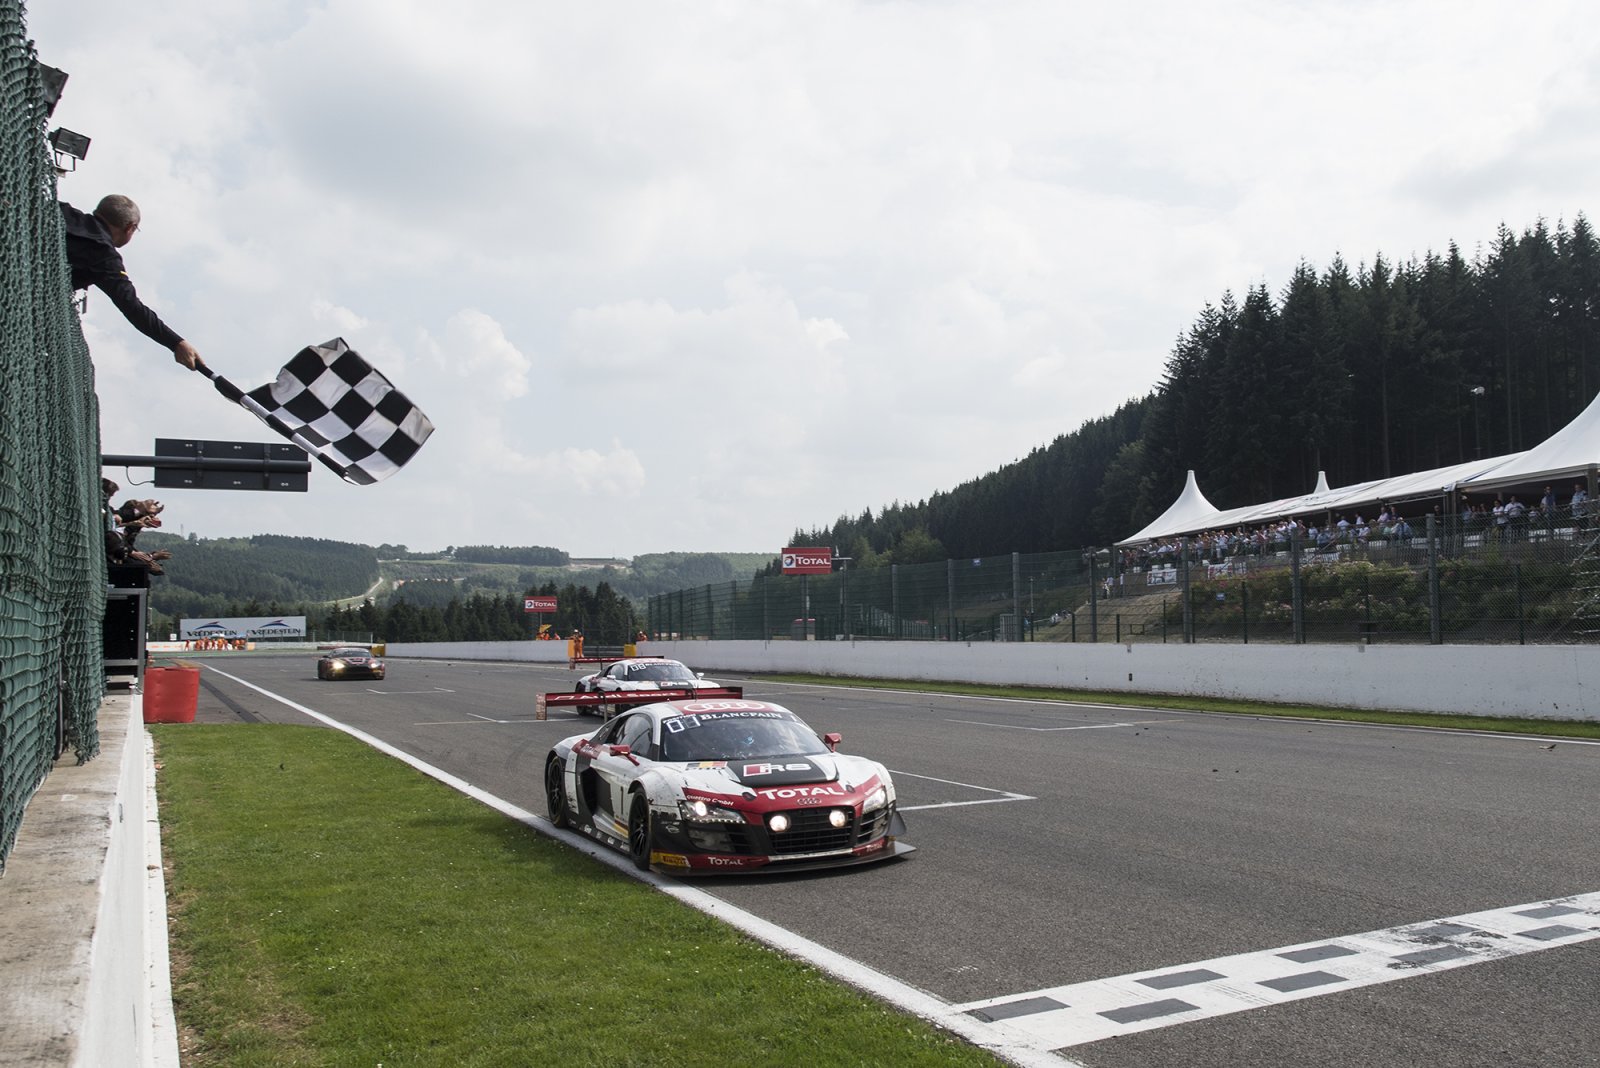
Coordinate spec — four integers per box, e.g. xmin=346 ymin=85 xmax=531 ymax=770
xmin=316 ymin=646 xmax=386 ymax=681
xmin=572 ymin=657 xmax=723 ymax=715
xmin=544 ymin=698 xmax=913 ymax=874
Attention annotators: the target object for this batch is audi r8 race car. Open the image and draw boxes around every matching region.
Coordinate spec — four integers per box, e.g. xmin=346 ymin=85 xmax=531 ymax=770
xmin=316 ymin=646 xmax=386 ymax=681
xmin=572 ymin=657 xmax=722 ymax=715
xmin=544 ymin=698 xmax=913 ymax=875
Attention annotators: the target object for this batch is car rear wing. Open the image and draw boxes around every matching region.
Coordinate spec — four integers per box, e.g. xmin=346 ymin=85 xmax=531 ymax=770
xmin=536 ymin=686 xmax=744 ymax=720
xmin=568 ymin=654 xmax=669 ymax=669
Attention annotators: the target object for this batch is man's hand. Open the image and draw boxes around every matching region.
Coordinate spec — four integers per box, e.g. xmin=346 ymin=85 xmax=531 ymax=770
xmin=173 ymin=339 xmax=206 ymax=372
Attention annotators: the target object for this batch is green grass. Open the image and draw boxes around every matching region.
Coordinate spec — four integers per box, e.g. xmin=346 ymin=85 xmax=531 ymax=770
xmin=754 ymin=673 xmax=1600 ymax=740
xmin=155 ymin=725 xmax=1005 ymax=1068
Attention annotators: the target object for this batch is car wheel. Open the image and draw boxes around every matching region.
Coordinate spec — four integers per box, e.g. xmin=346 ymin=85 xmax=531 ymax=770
xmin=545 ymin=759 xmax=570 ymax=829
xmin=627 ymin=793 xmax=653 ymax=870
xmin=316 ymin=665 xmax=327 ymax=680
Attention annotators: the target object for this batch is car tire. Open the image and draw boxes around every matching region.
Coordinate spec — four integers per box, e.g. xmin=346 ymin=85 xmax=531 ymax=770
xmin=627 ymin=793 xmax=653 ymax=871
xmin=545 ymin=759 xmax=571 ymax=829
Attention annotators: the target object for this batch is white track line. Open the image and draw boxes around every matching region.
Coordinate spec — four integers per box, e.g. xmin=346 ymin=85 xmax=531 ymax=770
xmin=953 ymin=893 xmax=1600 ymax=1050
xmin=196 ymin=664 xmax=1083 ymax=1068
xmin=891 ymin=770 xmax=1036 ymax=812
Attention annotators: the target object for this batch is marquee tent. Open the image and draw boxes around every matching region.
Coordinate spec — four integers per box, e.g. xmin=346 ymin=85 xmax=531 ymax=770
xmin=1110 ymin=414 xmax=1600 ymax=548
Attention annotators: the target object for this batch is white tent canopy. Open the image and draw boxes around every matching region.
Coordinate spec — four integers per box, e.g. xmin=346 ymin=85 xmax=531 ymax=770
xmin=1116 ymin=470 xmax=1220 ymax=546
xmin=1457 ymin=388 xmax=1600 ymax=495
xmin=1116 ymin=388 xmax=1600 ymax=547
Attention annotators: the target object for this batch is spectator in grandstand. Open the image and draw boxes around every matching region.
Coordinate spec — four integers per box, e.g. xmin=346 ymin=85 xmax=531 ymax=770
xmin=1504 ymin=495 xmax=1528 ymax=540
xmin=1572 ymin=484 xmax=1589 ymax=513
xmin=1542 ymin=486 xmax=1558 ymax=513
xmin=59 ymin=195 xmax=206 ymax=372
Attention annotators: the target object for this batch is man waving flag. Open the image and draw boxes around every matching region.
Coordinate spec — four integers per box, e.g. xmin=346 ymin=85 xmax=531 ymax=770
xmin=202 ymin=338 xmax=434 ymax=486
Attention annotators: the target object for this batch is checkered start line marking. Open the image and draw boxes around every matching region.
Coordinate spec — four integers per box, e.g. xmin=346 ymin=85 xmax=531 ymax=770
xmin=953 ymin=891 xmax=1600 ymax=1052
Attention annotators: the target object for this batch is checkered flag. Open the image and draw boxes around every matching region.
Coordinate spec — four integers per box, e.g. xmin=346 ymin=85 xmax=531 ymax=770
xmin=203 ymin=338 xmax=435 ymax=486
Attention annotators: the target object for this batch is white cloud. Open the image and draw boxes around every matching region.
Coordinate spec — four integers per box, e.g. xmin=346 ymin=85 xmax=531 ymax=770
xmin=32 ymin=0 xmax=1600 ymax=555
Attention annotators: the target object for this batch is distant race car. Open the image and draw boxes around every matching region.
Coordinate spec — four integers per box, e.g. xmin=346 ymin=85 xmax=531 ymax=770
xmin=573 ymin=657 xmax=722 ymax=714
xmin=544 ymin=697 xmax=914 ymax=874
xmin=316 ymin=646 xmax=386 ymax=681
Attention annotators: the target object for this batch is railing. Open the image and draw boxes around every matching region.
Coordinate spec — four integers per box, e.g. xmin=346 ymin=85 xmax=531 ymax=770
xmin=647 ymin=512 xmax=1600 ymax=647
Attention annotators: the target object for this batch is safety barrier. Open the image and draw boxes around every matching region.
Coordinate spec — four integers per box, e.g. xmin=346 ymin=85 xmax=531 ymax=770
xmin=0 ymin=2 xmax=108 ymax=870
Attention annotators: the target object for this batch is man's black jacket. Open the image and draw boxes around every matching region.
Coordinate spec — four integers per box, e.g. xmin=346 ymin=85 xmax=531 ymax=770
xmin=59 ymin=201 xmax=182 ymax=350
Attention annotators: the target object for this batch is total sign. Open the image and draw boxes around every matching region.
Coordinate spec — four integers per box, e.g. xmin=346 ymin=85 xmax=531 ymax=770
xmin=524 ymin=596 xmax=558 ymax=613
xmin=781 ymin=546 xmax=833 ymax=575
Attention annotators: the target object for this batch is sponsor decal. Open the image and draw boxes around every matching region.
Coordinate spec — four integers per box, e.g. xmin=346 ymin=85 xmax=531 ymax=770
xmin=701 ymin=855 xmax=759 ymax=868
xmin=742 ymin=762 xmax=812 ymax=777
xmin=678 ymin=702 xmax=779 ymax=716
xmin=665 ymin=708 xmax=785 ymax=733
xmin=689 ymin=761 xmax=729 ymax=770
xmin=651 ymin=852 xmax=691 ymax=868
xmin=781 ymin=547 xmax=833 ymax=575
xmin=755 ymin=785 xmax=847 ymax=801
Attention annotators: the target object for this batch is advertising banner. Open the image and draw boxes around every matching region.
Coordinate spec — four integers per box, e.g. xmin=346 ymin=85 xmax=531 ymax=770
xmin=781 ymin=547 xmax=833 ymax=575
xmin=179 ymin=616 xmax=307 ymax=639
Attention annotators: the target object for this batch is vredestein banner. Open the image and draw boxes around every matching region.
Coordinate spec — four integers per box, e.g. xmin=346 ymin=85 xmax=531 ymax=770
xmin=179 ymin=616 xmax=308 ymax=639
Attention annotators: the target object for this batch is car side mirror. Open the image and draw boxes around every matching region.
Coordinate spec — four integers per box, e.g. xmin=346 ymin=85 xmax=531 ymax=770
xmin=608 ymin=743 xmax=640 ymax=766
xmin=824 ymin=732 xmax=842 ymax=752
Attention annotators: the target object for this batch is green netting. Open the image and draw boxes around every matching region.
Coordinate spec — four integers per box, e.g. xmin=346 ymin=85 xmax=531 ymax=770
xmin=1 ymin=1 xmax=107 ymax=871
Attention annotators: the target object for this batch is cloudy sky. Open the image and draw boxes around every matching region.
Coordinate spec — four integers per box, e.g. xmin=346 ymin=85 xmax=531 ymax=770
xmin=33 ymin=1 xmax=1600 ymax=558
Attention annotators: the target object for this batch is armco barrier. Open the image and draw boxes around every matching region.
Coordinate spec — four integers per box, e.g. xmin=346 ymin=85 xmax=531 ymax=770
xmin=383 ymin=639 xmax=1600 ymax=722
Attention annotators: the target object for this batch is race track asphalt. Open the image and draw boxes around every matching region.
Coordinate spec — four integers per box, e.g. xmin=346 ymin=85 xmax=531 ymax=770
xmin=187 ymin=653 xmax=1600 ymax=1068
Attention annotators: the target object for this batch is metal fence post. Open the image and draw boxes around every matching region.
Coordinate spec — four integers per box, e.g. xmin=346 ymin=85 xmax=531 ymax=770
xmin=1427 ymin=513 xmax=1442 ymax=645
xmin=1242 ymin=582 xmax=1249 ymax=644
xmin=1290 ymin=528 xmax=1304 ymax=644
xmin=947 ymin=558 xmax=956 ymax=641
xmin=1088 ymin=550 xmax=1099 ymax=643
xmin=1516 ymin=563 xmax=1526 ymax=645
xmin=891 ymin=564 xmax=899 ymax=639
xmin=1012 ymin=552 xmax=1022 ymax=643
xmin=1181 ymin=537 xmax=1194 ymax=644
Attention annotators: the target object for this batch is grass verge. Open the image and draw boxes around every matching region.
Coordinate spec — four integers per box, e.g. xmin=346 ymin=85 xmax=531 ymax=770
xmin=753 ymin=673 xmax=1600 ymax=740
xmin=155 ymin=724 xmax=1004 ymax=1068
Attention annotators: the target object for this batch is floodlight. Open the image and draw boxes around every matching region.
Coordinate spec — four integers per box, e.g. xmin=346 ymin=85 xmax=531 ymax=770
xmin=36 ymin=63 xmax=67 ymax=117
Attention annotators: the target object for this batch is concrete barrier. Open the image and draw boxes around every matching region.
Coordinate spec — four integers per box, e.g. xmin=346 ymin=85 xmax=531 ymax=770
xmin=0 ymin=696 xmax=179 ymax=1068
xmin=385 ymin=639 xmax=1600 ymax=722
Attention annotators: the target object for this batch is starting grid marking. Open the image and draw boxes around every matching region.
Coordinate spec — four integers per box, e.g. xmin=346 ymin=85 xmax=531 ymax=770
xmin=952 ymin=892 xmax=1600 ymax=1051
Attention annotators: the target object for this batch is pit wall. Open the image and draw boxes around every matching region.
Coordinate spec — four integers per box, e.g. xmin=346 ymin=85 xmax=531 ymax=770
xmin=384 ymin=640 xmax=1600 ymax=722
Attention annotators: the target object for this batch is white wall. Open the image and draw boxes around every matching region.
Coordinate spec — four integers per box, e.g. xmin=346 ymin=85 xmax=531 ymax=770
xmin=385 ymin=639 xmax=1600 ymax=722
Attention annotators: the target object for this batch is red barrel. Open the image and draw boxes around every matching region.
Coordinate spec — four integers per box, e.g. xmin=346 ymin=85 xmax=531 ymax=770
xmin=143 ymin=666 xmax=199 ymax=723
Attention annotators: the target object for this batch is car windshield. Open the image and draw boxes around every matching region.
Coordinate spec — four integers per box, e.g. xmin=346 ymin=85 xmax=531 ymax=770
xmin=658 ymin=711 xmax=827 ymax=763
xmin=329 ymin=648 xmax=369 ymax=658
xmin=628 ymin=662 xmax=695 ymax=683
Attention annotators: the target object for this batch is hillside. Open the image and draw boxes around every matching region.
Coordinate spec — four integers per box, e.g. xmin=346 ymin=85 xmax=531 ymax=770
xmin=136 ymin=534 xmax=773 ymax=631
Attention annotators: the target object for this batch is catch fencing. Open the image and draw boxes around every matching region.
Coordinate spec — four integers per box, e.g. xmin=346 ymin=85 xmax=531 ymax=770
xmin=0 ymin=6 xmax=107 ymax=870
xmin=647 ymin=512 xmax=1600 ymax=649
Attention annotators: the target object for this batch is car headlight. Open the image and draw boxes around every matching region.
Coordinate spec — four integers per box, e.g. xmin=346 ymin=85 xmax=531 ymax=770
xmin=678 ymin=799 xmax=743 ymax=823
xmin=768 ymin=813 xmax=791 ymax=834
xmin=328 ymin=660 xmax=346 ymax=670
xmin=862 ymin=785 xmax=888 ymax=813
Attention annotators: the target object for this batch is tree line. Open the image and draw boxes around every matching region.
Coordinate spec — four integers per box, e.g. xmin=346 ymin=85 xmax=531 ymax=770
xmin=791 ymin=213 xmax=1600 ymax=563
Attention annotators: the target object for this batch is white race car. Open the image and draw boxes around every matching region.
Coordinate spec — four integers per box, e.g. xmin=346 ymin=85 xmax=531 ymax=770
xmin=544 ymin=698 xmax=914 ymax=875
xmin=573 ymin=657 xmax=722 ymax=714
